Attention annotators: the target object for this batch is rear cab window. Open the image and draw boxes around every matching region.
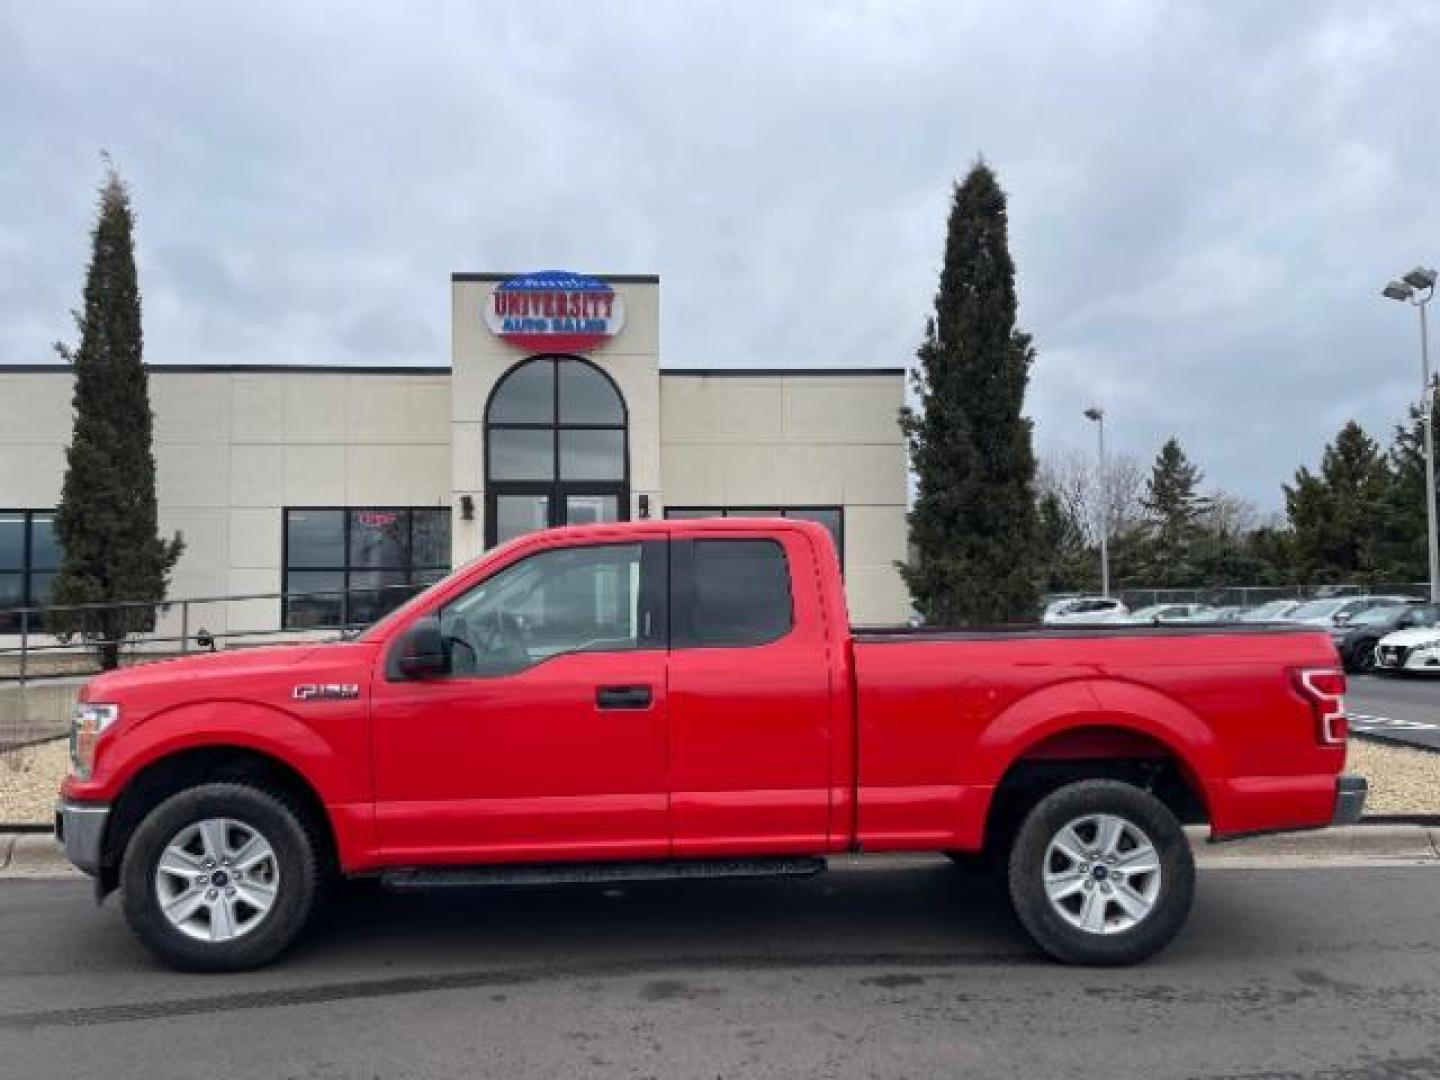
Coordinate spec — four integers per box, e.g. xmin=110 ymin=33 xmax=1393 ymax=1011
xmin=672 ymin=538 xmax=793 ymax=647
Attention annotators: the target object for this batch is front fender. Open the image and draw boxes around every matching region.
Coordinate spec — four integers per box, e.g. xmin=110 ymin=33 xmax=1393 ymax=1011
xmin=66 ymin=698 xmax=368 ymax=809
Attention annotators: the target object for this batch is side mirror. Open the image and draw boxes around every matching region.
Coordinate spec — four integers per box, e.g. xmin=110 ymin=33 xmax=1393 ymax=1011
xmin=395 ymin=615 xmax=448 ymax=680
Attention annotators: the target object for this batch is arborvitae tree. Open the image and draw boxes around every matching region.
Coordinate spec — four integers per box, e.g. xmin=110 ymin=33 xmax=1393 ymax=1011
xmin=49 ymin=162 xmax=183 ymax=669
xmin=900 ymin=162 xmax=1040 ymax=623
xmin=1284 ymin=421 xmax=1388 ymax=587
xmin=1138 ymin=437 xmax=1208 ymax=586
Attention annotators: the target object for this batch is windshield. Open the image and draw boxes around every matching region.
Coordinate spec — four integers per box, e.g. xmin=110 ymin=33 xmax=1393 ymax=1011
xmin=1288 ymin=600 xmax=1344 ymax=620
xmin=1351 ymin=605 xmax=1406 ymax=626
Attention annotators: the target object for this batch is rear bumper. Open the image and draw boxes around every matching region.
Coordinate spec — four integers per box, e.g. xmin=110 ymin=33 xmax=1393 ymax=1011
xmin=54 ymin=800 xmax=110 ymax=877
xmin=1332 ymin=774 xmax=1367 ymax=825
xmin=1208 ymin=771 xmax=1366 ymax=840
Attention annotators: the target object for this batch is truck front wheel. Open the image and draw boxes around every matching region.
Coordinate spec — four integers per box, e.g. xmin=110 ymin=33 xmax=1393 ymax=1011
xmin=1006 ymin=780 xmax=1194 ymax=965
xmin=120 ymin=783 xmax=323 ymax=971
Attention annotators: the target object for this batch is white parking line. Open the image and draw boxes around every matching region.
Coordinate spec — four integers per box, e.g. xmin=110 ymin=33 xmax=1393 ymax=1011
xmin=1349 ymin=713 xmax=1440 ymax=733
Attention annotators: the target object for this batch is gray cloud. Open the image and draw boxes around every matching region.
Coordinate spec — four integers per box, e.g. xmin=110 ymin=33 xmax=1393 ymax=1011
xmin=3 ymin=1 xmax=1439 ymax=508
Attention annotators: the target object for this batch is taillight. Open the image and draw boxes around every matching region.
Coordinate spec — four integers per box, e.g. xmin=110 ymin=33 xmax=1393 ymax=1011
xmin=1294 ymin=667 xmax=1347 ymax=746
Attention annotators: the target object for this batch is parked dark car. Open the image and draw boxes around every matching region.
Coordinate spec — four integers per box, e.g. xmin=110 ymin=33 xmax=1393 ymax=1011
xmin=1331 ymin=602 xmax=1440 ymax=673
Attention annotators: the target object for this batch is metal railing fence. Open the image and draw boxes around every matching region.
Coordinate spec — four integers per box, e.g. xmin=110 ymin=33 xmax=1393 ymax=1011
xmin=0 ymin=582 xmax=426 ymax=684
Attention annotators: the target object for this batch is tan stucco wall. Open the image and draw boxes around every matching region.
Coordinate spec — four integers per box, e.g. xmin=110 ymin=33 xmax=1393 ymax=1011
xmin=0 ymin=368 xmax=451 ymax=638
xmin=658 ymin=372 xmax=910 ymax=623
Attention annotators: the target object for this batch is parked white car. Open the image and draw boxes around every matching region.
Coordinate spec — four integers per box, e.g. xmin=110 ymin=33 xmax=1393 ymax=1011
xmin=1042 ymin=596 xmax=1128 ymax=624
xmin=1239 ymin=599 xmax=1303 ymax=622
xmin=1373 ymin=625 xmax=1440 ymax=674
xmin=1116 ymin=603 xmax=1215 ymax=624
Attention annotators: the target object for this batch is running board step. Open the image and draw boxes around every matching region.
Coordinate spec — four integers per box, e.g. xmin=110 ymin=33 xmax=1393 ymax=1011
xmin=381 ymin=856 xmax=827 ymax=891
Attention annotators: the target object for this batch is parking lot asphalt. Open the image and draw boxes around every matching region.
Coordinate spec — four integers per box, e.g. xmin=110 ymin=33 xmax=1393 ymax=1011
xmin=3 ymin=864 xmax=1440 ymax=1079
xmin=1348 ymin=674 xmax=1440 ymax=751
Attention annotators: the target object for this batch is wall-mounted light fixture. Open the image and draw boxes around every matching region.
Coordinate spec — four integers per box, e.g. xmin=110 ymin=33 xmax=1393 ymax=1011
xmin=638 ymin=494 xmax=650 ymax=519
xmin=459 ymin=495 xmax=475 ymax=521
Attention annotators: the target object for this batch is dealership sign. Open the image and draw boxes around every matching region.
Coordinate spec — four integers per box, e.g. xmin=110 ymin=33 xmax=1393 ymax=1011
xmin=484 ymin=270 xmax=625 ymax=353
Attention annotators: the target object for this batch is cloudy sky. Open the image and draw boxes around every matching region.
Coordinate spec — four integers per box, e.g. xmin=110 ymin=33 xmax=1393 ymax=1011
xmin=3 ymin=1 xmax=1439 ymax=510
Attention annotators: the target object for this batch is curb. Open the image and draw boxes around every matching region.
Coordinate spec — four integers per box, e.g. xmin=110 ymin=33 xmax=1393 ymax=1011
xmin=0 ymin=834 xmax=76 ymax=879
xmin=1193 ymin=824 xmax=1440 ymax=868
xmin=2 ymin=825 xmax=1439 ymax=881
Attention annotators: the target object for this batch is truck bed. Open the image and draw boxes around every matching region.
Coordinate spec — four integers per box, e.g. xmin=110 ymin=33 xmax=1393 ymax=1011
xmin=848 ymin=621 xmax=1344 ymax=845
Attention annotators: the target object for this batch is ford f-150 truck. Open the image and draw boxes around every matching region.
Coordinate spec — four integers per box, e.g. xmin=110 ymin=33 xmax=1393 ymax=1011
xmin=56 ymin=518 xmax=1365 ymax=970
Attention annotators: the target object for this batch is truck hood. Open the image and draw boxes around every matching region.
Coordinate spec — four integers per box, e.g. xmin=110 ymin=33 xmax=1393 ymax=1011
xmin=83 ymin=640 xmax=337 ymax=702
xmin=1376 ymin=627 xmax=1440 ymax=649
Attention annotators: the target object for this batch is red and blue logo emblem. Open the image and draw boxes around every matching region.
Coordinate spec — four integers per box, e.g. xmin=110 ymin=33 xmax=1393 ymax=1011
xmin=485 ymin=270 xmax=626 ymax=353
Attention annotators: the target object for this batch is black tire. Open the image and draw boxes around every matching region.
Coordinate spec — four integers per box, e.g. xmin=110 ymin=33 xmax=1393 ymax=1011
xmin=1006 ymin=780 xmax=1194 ymax=966
xmin=1347 ymin=639 xmax=1377 ymax=674
xmin=120 ymin=783 xmax=323 ymax=972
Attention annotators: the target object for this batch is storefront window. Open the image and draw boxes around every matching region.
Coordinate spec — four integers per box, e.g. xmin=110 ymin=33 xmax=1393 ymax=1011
xmin=283 ymin=507 xmax=452 ymax=629
xmin=663 ymin=506 xmax=845 ymax=566
xmin=0 ymin=510 xmax=60 ymax=632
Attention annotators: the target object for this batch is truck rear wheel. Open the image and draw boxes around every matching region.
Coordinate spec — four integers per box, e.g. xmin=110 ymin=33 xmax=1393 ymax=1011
xmin=1006 ymin=780 xmax=1194 ymax=965
xmin=120 ymin=783 xmax=322 ymax=971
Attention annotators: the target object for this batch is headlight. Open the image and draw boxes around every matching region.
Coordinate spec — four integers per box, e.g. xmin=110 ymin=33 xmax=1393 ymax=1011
xmin=70 ymin=703 xmax=119 ymax=779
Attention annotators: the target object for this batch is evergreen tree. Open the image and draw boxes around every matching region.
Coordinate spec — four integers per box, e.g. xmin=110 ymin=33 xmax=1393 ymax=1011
xmin=1284 ymin=421 xmax=1388 ymax=587
xmin=900 ymin=162 xmax=1040 ymax=623
xmin=1036 ymin=490 xmax=1094 ymax=593
xmin=1374 ymin=389 xmax=1439 ymax=582
xmin=49 ymin=162 xmax=183 ymax=670
xmin=1138 ymin=437 xmax=1208 ymax=585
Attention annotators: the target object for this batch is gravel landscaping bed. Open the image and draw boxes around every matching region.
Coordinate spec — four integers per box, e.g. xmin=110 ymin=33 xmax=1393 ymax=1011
xmin=1 ymin=736 xmax=67 ymax=823
xmin=2 ymin=732 xmax=1437 ymax=827
xmin=1347 ymin=737 xmax=1440 ymax=814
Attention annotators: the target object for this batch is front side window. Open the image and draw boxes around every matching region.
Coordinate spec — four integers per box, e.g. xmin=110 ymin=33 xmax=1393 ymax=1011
xmin=439 ymin=542 xmax=648 ymax=676
xmin=675 ymin=538 xmax=793 ymax=648
xmin=284 ymin=507 xmax=452 ymax=629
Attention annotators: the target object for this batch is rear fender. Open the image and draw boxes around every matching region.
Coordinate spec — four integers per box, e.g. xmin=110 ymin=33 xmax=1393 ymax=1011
xmin=971 ymin=678 xmax=1218 ymax=796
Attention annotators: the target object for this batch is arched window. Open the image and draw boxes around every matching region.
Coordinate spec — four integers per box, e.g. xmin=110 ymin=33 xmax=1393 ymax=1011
xmin=484 ymin=356 xmax=628 ymax=547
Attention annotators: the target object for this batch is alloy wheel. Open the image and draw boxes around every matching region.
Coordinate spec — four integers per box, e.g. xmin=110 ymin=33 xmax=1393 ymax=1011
xmin=1042 ymin=813 xmax=1163 ymax=935
xmin=153 ymin=818 xmax=280 ymax=943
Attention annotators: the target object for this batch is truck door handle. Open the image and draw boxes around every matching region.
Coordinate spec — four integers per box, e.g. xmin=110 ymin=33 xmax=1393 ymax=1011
xmin=596 ymin=685 xmax=652 ymax=709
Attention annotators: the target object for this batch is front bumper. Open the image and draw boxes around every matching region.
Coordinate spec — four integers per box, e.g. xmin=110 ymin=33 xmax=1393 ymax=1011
xmin=1375 ymin=644 xmax=1440 ymax=672
xmin=1333 ymin=774 xmax=1367 ymax=825
xmin=54 ymin=800 xmax=110 ymax=877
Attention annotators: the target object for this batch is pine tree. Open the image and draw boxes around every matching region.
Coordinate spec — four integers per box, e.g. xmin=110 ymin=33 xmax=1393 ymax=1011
xmin=1036 ymin=490 xmax=1095 ymax=593
xmin=1284 ymin=421 xmax=1388 ymax=587
xmin=1138 ymin=438 xmax=1208 ymax=586
xmin=1374 ymin=389 xmax=1438 ymax=582
xmin=900 ymin=162 xmax=1040 ymax=623
xmin=48 ymin=162 xmax=183 ymax=670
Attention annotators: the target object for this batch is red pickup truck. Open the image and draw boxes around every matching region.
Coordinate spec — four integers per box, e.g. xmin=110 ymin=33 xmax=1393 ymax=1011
xmin=57 ymin=518 xmax=1363 ymax=970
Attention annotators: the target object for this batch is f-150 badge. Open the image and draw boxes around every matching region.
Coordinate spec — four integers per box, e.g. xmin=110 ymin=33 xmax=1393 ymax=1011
xmin=292 ymin=684 xmax=360 ymax=701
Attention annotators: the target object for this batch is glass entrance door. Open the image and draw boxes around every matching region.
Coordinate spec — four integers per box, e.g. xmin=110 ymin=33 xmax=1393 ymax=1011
xmin=487 ymin=486 xmax=626 ymax=547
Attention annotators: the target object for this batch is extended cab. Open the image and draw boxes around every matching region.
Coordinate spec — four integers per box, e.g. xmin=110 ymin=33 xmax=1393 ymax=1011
xmin=57 ymin=518 xmax=1365 ymax=969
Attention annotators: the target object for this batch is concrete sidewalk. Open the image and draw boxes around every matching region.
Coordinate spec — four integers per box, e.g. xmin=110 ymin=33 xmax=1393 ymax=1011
xmin=4 ymin=825 xmax=1439 ymax=881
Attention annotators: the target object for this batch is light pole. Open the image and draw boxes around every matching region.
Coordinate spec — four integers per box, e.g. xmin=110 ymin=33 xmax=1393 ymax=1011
xmin=1383 ymin=267 xmax=1439 ymax=603
xmin=1083 ymin=405 xmax=1110 ymax=598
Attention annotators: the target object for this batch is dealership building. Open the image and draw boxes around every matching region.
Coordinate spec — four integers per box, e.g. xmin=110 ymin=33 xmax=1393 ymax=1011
xmin=0 ymin=271 xmax=910 ymax=641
